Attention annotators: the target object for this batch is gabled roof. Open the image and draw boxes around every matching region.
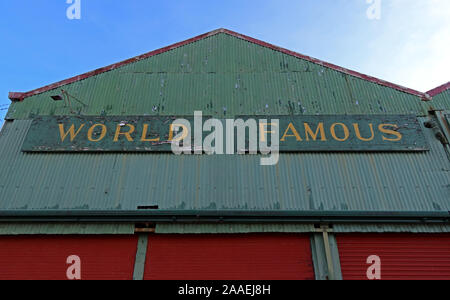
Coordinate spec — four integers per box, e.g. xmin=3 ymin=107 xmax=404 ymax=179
xmin=427 ymin=81 xmax=450 ymax=97
xmin=9 ymin=28 xmax=431 ymax=102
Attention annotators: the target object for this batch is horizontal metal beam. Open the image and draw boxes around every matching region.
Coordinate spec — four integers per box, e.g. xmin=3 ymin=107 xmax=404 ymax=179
xmin=0 ymin=210 xmax=448 ymax=224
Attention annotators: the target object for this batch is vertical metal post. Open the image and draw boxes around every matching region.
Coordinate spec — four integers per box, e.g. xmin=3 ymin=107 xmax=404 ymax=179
xmin=311 ymin=226 xmax=342 ymax=280
xmin=321 ymin=226 xmax=335 ymax=280
xmin=133 ymin=234 xmax=149 ymax=280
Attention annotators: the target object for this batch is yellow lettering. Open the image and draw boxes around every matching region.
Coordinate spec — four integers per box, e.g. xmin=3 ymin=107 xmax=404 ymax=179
xmin=141 ymin=124 xmax=160 ymax=142
xmin=87 ymin=124 xmax=107 ymax=142
xmin=304 ymin=122 xmax=327 ymax=141
xmin=168 ymin=124 xmax=189 ymax=142
xmin=58 ymin=124 xmax=85 ymax=142
xmin=114 ymin=124 xmax=135 ymax=142
xmin=259 ymin=123 xmax=278 ymax=142
xmin=353 ymin=123 xmax=375 ymax=142
xmin=330 ymin=123 xmax=350 ymax=142
xmin=281 ymin=123 xmax=302 ymax=141
xmin=379 ymin=124 xmax=402 ymax=142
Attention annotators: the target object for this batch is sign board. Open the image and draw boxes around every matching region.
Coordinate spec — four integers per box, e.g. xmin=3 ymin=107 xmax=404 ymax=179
xmin=21 ymin=115 xmax=429 ymax=152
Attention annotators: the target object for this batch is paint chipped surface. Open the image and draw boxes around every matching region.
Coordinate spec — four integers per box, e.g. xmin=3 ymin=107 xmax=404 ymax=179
xmin=0 ymin=119 xmax=448 ymax=212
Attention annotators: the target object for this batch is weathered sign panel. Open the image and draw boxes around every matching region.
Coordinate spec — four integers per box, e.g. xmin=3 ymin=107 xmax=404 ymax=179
xmin=21 ymin=115 xmax=429 ymax=152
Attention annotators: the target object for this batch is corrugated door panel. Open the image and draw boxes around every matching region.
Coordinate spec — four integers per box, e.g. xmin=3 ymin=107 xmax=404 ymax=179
xmin=337 ymin=234 xmax=450 ymax=280
xmin=144 ymin=234 xmax=314 ymax=280
xmin=0 ymin=235 xmax=138 ymax=280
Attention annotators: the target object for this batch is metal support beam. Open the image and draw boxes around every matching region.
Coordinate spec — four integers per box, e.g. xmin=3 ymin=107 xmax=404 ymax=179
xmin=311 ymin=227 xmax=342 ymax=280
xmin=0 ymin=210 xmax=447 ymax=224
xmin=321 ymin=226 xmax=335 ymax=280
xmin=133 ymin=234 xmax=149 ymax=280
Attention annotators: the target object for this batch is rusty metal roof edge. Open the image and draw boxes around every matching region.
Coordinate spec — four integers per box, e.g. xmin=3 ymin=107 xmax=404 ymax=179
xmin=427 ymin=81 xmax=450 ymax=97
xmin=8 ymin=28 xmax=430 ymax=102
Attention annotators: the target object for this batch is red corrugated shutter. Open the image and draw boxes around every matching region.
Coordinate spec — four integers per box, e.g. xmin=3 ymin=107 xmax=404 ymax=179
xmin=144 ymin=234 xmax=314 ymax=280
xmin=0 ymin=235 xmax=138 ymax=280
xmin=337 ymin=233 xmax=450 ymax=280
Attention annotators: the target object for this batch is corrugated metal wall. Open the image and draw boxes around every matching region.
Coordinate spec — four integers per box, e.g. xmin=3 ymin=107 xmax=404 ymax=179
xmin=144 ymin=234 xmax=314 ymax=280
xmin=155 ymin=224 xmax=315 ymax=234
xmin=0 ymin=117 xmax=448 ymax=212
xmin=431 ymin=90 xmax=450 ymax=111
xmin=337 ymin=233 xmax=450 ymax=280
xmin=1 ymin=31 xmax=449 ymax=216
xmin=0 ymin=30 xmax=448 ymax=281
xmin=0 ymin=235 xmax=138 ymax=280
xmin=333 ymin=224 xmax=450 ymax=233
xmin=0 ymin=223 xmax=135 ymax=235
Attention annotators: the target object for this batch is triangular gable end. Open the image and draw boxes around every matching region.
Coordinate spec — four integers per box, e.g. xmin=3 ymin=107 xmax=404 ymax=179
xmin=9 ymin=28 xmax=429 ymax=102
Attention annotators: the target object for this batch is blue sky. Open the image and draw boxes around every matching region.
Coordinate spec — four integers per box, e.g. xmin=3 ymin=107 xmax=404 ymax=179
xmin=1 ymin=0 xmax=449 ymax=122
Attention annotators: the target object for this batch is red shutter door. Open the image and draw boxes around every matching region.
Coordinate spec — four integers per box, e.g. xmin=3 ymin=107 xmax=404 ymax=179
xmin=0 ymin=235 xmax=138 ymax=280
xmin=337 ymin=233 xmax=450 ymax=280
xmin=144 ymin=234 xmax=314 ymax=280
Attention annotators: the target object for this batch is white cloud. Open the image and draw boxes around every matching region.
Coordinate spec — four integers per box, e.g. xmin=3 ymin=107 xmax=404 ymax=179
xmin=366 ymin=0 xmax=450 ymax=92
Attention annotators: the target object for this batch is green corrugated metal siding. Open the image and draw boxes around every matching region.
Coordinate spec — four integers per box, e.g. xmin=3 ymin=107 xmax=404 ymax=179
xmin=6 ymin=33 xmax=429 ymax=120
xmin=431 ymin=90 xmax=450 ymax=111
xmin=155 ymin=224 xmax=450 ymax=234
xmin=155 ymin=224 xmax=315 ymax=234
xmin=333 ymin=224 xmax=450 ymax=233
xmin=0 ymin=118 xmax=448 ymax=212
xmin=1 ymin=32 xmax=448 ymax=218
xmin=0 ymin=223 xmax=135 ymax=235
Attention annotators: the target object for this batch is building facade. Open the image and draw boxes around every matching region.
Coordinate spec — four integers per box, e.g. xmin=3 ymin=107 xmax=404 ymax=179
xmin=0 ymin=29 xmax=449 ymax=280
